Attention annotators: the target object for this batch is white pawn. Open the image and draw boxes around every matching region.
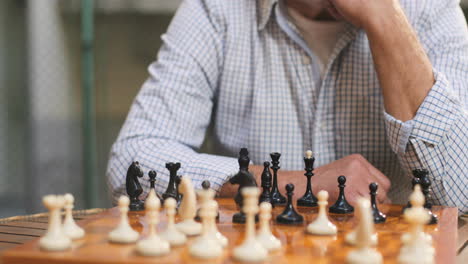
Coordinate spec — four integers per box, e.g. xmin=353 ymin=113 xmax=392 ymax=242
xmin=160 ymin=197 xmax=187 ymax=246
xmin=398 ymin=185 xmax=434 ymax=264
xmin=256 ymin=202 xmax=281 ymax=251
xmin=206 ymin=200 xmax=228 ymax=247
xmin=108 ymin=195 xmax=139 ymax=244
xmin=233 ymin=187 xmax=268 ymax=262
xmin=62 ymin=193 xmax=85 ymax=240
xmin=136 ymin=190 xmax=170 ymax=256
xmin=189 ymin=200 xmax=223 ymax=259
xmin=39 ymin=195 xmax=72 ymax=251
xmin=176 ymin=177 xmax=202 ymax=236
xmin=346 ymin=198 xmax=383 ymax=264
xmin=306 ymin=190 xmax=337 ymax=235
xmin=401 ymin=185 xmax=432 ymax=245
xmin=345 ymin=193 xmax=378 ymax=246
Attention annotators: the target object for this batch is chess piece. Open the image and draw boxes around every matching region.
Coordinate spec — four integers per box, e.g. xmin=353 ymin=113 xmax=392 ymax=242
xmin=398 ymin=185 xmax=435 ymax=264
xmin=306 ymin=190 xmax=337 ymax=235
xmin=39 ymin=195 xmax=72 ymax=251
xmin=195 ymin=180 xmax=219 ymax=221
xmin=126 ymin=161 xmax=145 ymax=211
xmin=136 ymin=190 xmax=170 ymax=256
xmin=297 ymin=150 xmax=318 ymax=207
xmin=403 ymin=175 xmax=421 ymax=212
xmin=256 ymin=202 xmax=281 ymax=251
xmin=259 ymin=161 xmax=274 ymax=206
xmin=345 ymin=196 xmax=378 ymax=246
xmin=160 ymin=198 xmax=187 ymax=246
xmin=148 ymin=170 xmax=163 ymax=203
xmin=108 ymin=195 xmax=139 ymax=244
xmin=233 ymin=187 xmax=268 ymax=262
xmin=270 ymin=152 xmax=286 ymax=205
xmin=276 ymin=184 xmax=304 ymax=224
xmin=175 ymin=176 xmax=202 ymax=236
xmin=401 ymin=185 xmax=432 ymax=245
xmin=205 ymin=200 xmax=228 ymax=247
xmin=162 ymin=162 xmax=181 ymax=203
xmin=369 ymin=183 xmax=386 ymax=223
xmin=189 ymin=198 xmax=223 ymax=259
xmin=62 ymin=193 xmax=85 ymax=240
xmin=418 ymin=170 xmax=438 ymax=225
xmin=230 ymin=148 xmax=257 ymax=223
xmin=346 ymin=198 xmax=383 ymax=264
xmin=329 ymin=176 xmax=354 ymax=214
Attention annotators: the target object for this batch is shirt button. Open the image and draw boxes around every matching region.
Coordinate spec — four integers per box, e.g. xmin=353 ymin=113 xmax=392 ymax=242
xmin=302 ymin=56 xmax=311 ymax=65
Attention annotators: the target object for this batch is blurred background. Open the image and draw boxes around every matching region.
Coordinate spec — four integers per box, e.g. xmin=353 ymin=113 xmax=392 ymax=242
xmin=0 ymin=0 xmax=467 ymax=217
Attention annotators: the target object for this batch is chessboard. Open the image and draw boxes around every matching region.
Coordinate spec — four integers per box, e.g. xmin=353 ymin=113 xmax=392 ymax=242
xmin=1 ymin=198 xmax=458 ymax=264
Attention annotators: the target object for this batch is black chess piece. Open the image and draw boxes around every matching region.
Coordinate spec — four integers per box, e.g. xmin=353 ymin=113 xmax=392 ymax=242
xmin=230 ymin=148 xmax=258 ymax=223
xmin=162 ymin=162 xmax=181 ymax=203
xmin=195 ymin=180 xmax=220 ymax=221
xmin=402 ymin=175 xmax=421 ymax=212
xmin=297 ymin=151 xmax=318 ymax=207
xmin=125 ymin=161 xmax=145 ymax=211
xmin=369 ymin=182 xmax=386 ymax=223
xmin=329 ymin=176 xmax=354 ymax=214
xmin=259 ymin=161 xmax=274 ymax=207
xmin=276 ymin=184 xmax=304 ymax=224
xmin=270 ymin=152 xmax=286 ymax=205
xmin=418 ymin=170 xmax=438 ymax=225
xmin=148 ymin=170 xmax=163 ymax=203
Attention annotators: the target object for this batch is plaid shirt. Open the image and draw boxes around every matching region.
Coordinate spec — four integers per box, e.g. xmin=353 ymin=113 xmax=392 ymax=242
xmin=107 ymin=0 xmax=468 ymax=213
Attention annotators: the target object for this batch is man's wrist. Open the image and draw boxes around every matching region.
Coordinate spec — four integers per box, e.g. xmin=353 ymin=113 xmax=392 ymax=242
xmin=362 ymin=1 xmax=404 ymax=39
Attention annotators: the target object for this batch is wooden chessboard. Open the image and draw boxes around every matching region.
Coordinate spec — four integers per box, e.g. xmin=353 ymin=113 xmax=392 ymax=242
xmin=1 ymin=198 xmax=458 ymax=264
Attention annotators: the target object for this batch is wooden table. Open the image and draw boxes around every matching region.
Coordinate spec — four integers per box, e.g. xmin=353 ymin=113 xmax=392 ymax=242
xmin=0 ymin=199 xmax=466 ymax=264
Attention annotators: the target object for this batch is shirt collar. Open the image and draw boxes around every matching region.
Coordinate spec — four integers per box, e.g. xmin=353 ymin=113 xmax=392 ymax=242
xmin=258 ymin=0 xmax=278 ymax=30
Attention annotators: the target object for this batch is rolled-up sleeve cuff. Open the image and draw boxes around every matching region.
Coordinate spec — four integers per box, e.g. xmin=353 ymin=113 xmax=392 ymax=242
xmin=384 ymin=70 xmax=461 ymax=154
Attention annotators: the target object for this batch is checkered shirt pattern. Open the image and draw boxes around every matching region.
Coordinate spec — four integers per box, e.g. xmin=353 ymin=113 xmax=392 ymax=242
xmin=107 ymin=0 xmax=468 ymax=213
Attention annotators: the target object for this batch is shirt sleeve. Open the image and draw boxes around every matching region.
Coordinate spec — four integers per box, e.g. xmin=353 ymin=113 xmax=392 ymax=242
xmin=106 ymin=0 xmax=238 ymax=204
xmin=383 ymin=0 xmax=468 ymax=213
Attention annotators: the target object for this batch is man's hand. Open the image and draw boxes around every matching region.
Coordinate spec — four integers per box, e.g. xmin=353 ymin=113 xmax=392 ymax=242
xmin=326 ymin=0 xmax=400 ymax=30
xmin=219 ymin=154 xmax=391 ymax=205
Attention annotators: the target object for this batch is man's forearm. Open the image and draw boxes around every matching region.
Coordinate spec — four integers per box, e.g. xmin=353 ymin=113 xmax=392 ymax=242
xmin=364 ymin=3 xmax=434 ymax=122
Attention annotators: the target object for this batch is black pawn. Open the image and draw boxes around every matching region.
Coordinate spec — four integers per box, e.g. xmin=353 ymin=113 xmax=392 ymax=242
xmin=162 ymin=162 xmax=181 ymax=203
xmin=270 ymin=152 xmax=286 ymax=205
xmin=126 ymin=161 xmax=145 ymax=211
xmin=195 ymin=180 xmax=219 ymax=221
xmin=148 ymin=170 xmax=163 ymax=203
xmin=230 ymin=148 xmax=257 ymax=223
xmin=297 ymin=151 xmax=318 ymax=207
xmin=329 ymin=176 xmax=354 ymax=214
xmin=259 ymin=161 xmax=274 ymax=207
xmin=419 ymin=170 xmax=438 ymax=225
xmin=369 ymin=183 xmax=386 ymax=223
xmin=276 ymin=184 xmax=303 ymax=224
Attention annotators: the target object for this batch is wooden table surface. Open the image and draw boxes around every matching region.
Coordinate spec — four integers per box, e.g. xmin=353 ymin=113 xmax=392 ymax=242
xmin=0 ymin=199 xmax=466 ymax=264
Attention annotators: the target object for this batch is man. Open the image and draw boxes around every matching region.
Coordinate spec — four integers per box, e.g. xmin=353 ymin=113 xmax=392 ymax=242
xmin=107 ymin=0 xmax=467 ymax=213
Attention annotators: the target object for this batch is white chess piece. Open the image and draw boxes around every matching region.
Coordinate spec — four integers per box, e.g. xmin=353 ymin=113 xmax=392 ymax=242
xmin=346 ymin=198 xmax=383 ymax=264
xmin=62 ymin=193 xmax=85 ymax=240
xmin=189 ymin=199 xmax=223 ymax=259
xmin=345 ymin=192 xmax=378 ymax=246
xmin=306 ymin=190 xmax=337 ymax=235
xmin=398 ymin=185 xmax=435 ymax=264
xmin=108 ymin=195 xmax=139 ymax=244
xmin=136 ymin=190 xmax=171 ymax=256
xmin=160 ymin=197 xmax=187 ymax=246
xmin=39 ymin=195 xmax=72 ymax=251
xmin=206 ymin=199 xmax=228 ymax=247
xmin=400 ymin=185 xmax=432 ymax=245
xmin=233 ymin=187 xmax=268 ymax=262
xmin=175 ymin=176 xmax=202 ymax=236
xmin=256 ymin=202 xmax=281 ymax=251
